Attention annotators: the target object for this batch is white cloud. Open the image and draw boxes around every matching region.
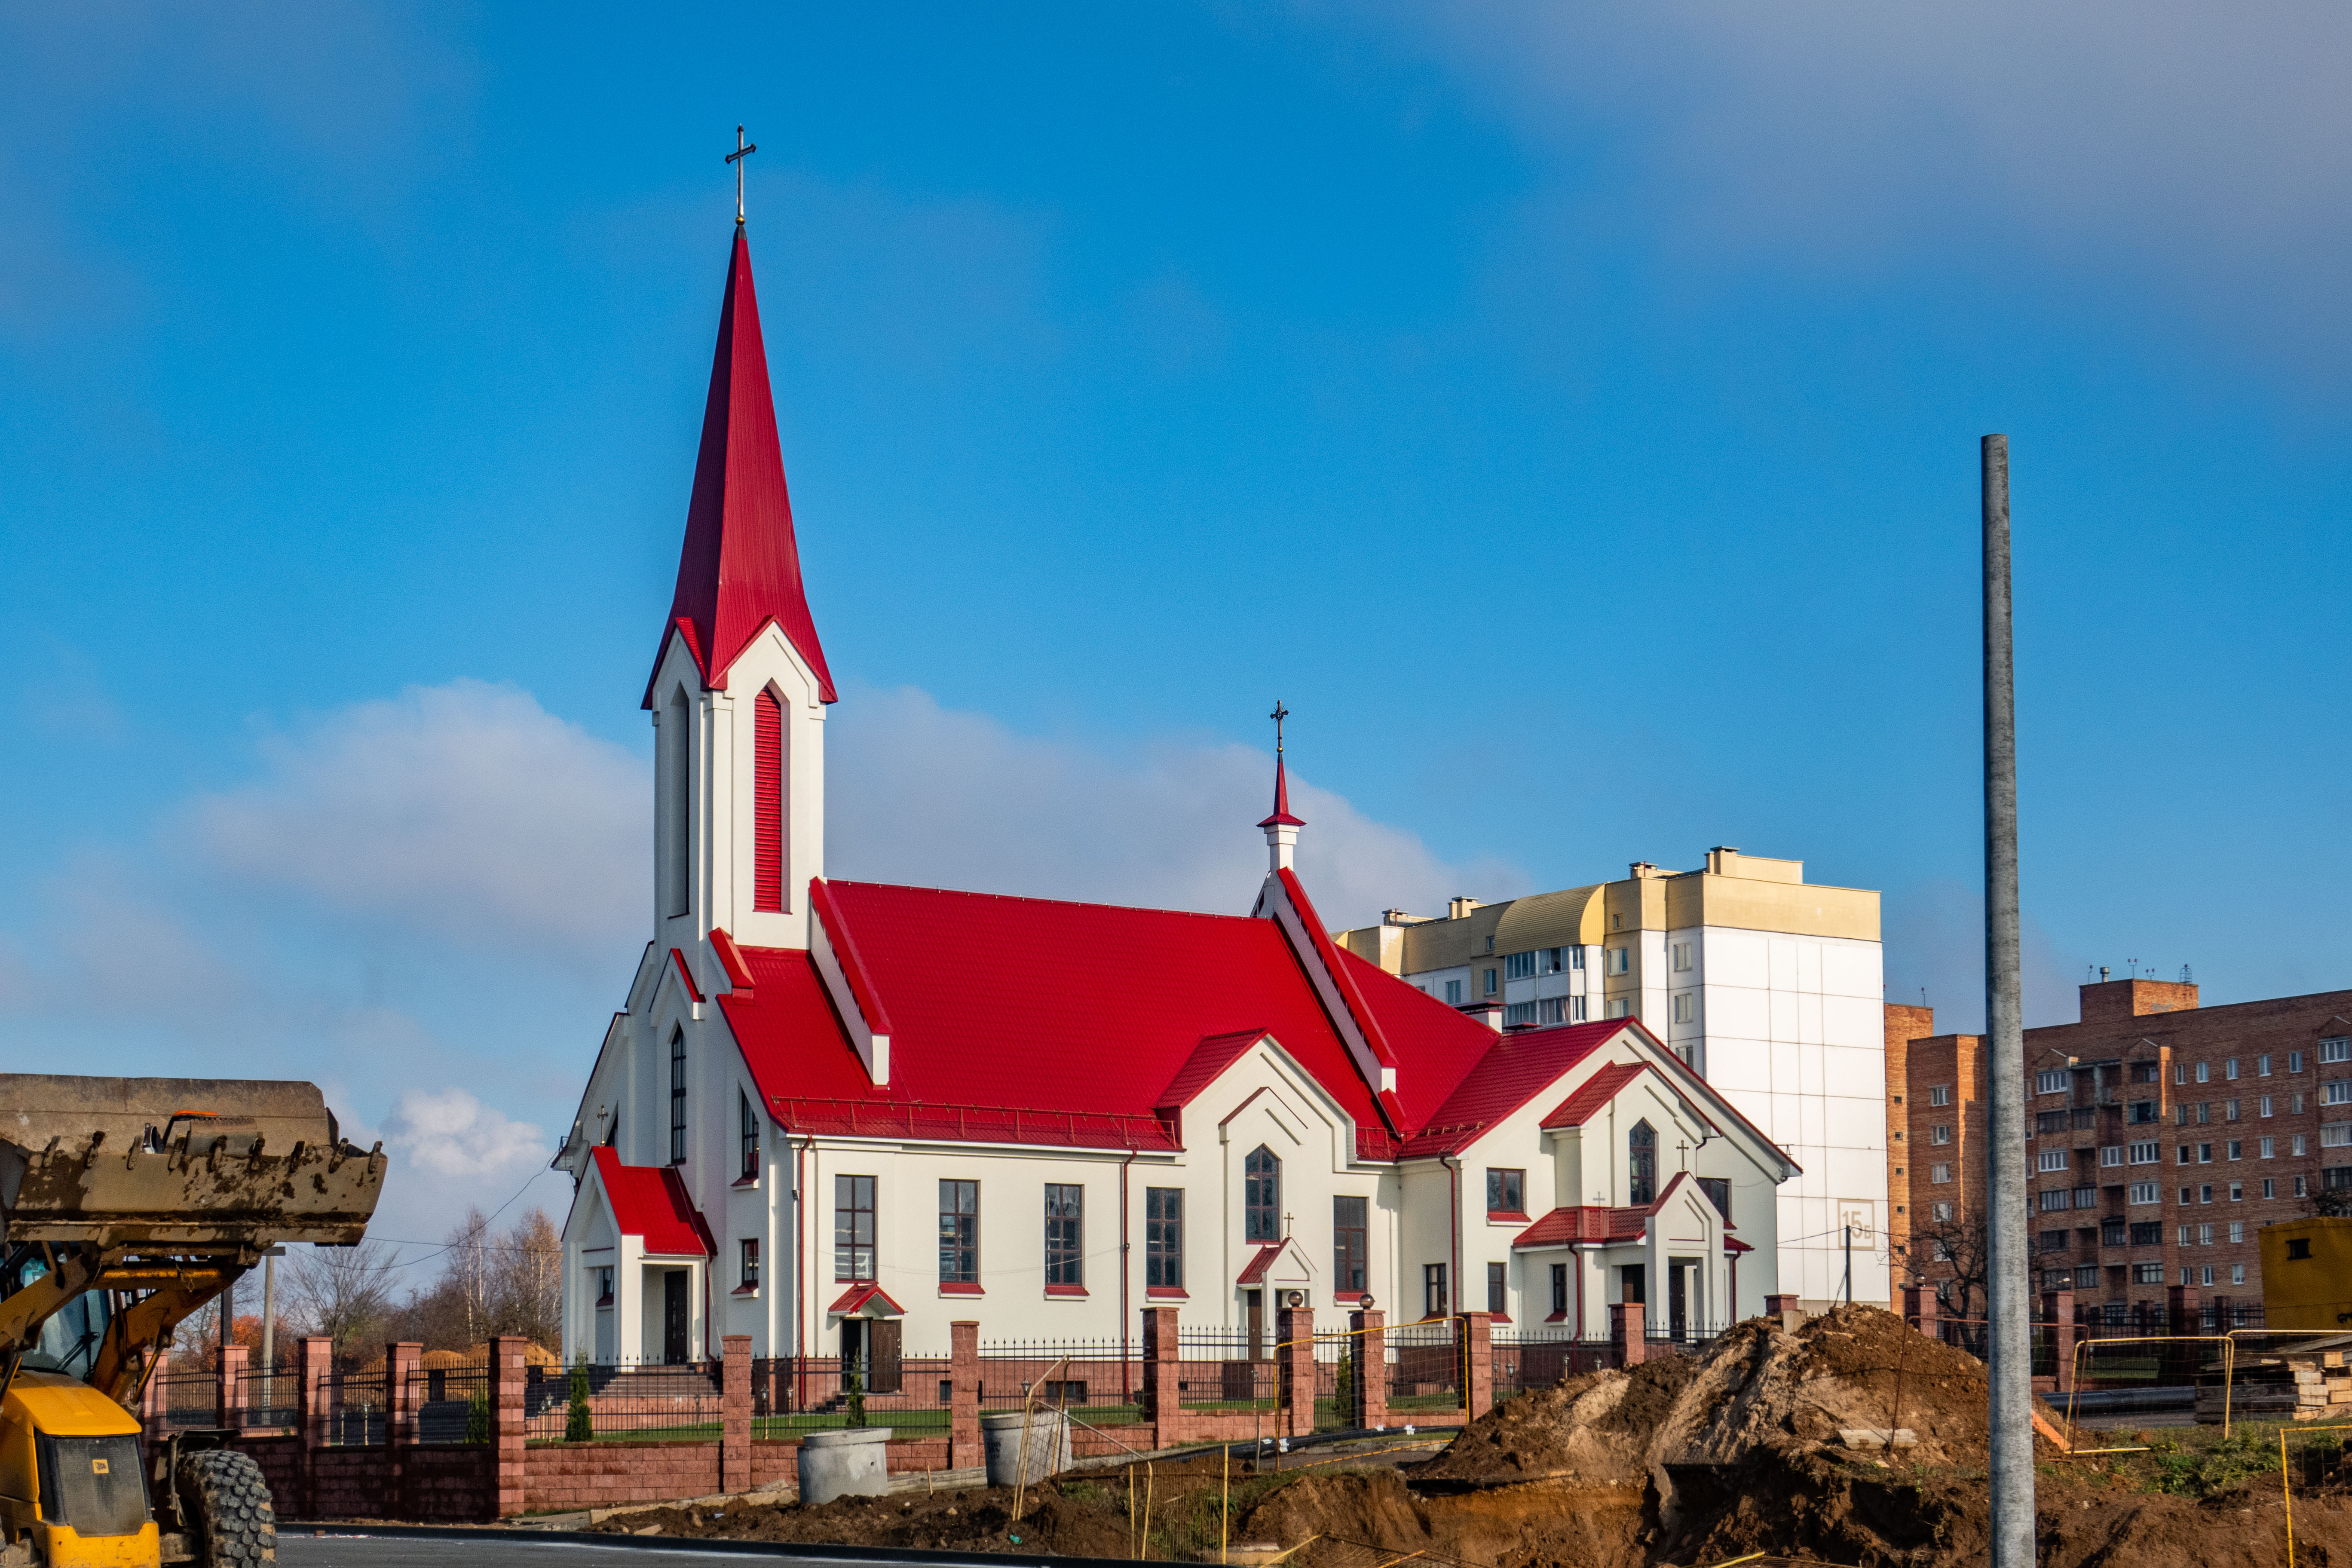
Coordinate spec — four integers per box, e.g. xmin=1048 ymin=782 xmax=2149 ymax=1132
xmin=185 ymin=680 xmax=645 ymax=966
xmin=1383 ymin=1 xmax=2352 ymax=362
xmin=827 ymin=684 xmax=1528 ymax=928
xmin=358 ymin=1087 xmax=562 ymax=1253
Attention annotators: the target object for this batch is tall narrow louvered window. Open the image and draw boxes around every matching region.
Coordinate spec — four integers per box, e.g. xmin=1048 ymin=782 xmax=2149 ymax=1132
xmin=754 ymin=690 xmax=784 ymax=911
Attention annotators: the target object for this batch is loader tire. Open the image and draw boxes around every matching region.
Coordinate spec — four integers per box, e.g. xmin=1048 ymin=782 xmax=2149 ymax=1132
xmin=175 ymin=1449 xmax=276 ymax=1567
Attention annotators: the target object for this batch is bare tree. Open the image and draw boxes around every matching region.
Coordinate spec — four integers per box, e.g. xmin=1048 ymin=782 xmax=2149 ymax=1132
xmin=1901 ymin=1204 xmax=1991 ymax=1354
xmin=284 ymin=1240 xmax=400 ymax=1358
xmin=490 ymin=1209 xmax=562 ymax=1351
xmin=443 ymin=1205 xmax=492 ymax=1345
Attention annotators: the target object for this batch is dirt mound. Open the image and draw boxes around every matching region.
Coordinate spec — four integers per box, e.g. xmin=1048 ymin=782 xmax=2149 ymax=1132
xmin=590 ymin=1481 xmax=1133 ymax=1556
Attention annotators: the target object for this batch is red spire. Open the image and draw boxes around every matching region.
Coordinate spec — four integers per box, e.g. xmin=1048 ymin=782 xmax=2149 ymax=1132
xmin=645 ymin=227 xmax=836 ymax=708
xmin=1259 ymin=757 xmax=1305 ymax=829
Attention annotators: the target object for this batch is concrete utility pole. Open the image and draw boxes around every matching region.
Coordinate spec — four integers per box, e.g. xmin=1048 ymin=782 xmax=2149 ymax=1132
xmin=1981 ymin=434 xmax=2034 ymax=1566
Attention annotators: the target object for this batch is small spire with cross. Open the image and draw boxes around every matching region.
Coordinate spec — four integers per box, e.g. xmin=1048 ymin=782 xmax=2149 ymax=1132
xmin=1258 ymin=698 xmax=1305 ymax=871
xmin=726 ymin=124 xmax=758 ymax=225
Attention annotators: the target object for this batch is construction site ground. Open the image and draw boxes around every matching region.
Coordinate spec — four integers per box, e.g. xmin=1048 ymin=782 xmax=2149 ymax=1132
xmin=527 ymin=1305 xmax=2352 ymax=1565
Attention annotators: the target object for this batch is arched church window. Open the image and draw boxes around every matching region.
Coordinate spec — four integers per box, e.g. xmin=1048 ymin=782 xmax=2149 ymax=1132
xmin=663 ymin=692 xmax=692 ymax=917
xmin=1245 ymin=1145 xmax=1282 ymax=1243
xmin=670 ymin=1030 xmax=688 ymax=1165
xmin=754 ymin=689 xmax=785 ymax=912
xmin=1628 ymin=1119 xmax=1656 ymax=1206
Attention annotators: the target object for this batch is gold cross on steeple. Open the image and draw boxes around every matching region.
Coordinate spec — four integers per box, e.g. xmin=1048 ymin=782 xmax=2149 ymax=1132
xmin=1269 ymin=699 xmax=1289 ymax=755
xmin=726 ymin=125 xmax=759 ymax=225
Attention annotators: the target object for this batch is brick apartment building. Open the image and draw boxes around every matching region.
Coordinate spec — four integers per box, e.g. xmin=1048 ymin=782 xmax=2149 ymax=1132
xmin=1896 ymin=977 xmax=2352 ymax=1325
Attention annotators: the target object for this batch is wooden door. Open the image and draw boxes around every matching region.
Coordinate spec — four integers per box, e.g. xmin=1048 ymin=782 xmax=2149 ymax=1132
xmin=868 ymin=1319 xmax=903 ymax=1394
xmin=1246 ymin=1289 xmax=1265 ymax=1360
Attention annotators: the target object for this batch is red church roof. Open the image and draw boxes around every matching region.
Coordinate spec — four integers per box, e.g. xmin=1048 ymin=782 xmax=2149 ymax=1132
xmin=646 ymin=226 xmax=835 ymax=708
xmin=589 ymin=1146 xmax=716 ymax=1257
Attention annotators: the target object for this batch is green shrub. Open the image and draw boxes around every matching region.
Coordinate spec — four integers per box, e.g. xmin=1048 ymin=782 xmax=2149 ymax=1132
xmin=466 ymin=1387 xmax=492 ymax=1444
xmin=845 ymin=1368 xmax=867 ymax=1428
xmin=566 ymin=1361 xmax=593 ymax=1442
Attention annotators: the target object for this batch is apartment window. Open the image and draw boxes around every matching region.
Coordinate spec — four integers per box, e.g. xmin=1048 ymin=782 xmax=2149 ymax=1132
xmin=2129 ymin=1182 xmax=2158 ymax=1204
xmin=2324 ymin=1123 xmax=2352 ymax=1149
xmin=2264 ymin=1179 xmax=2277 ymax=1199
xmin=2262 ymin=1137 xmax=2276 ymax=1158
xmin=739 ymin=1238 xmax=760 ymax=1292
xmin=2037 ymin=1150 xmax=2069 ymax=1173
xmin=2199 ymin=1224 xmax=2214 ymax=1246
xmin=2292 ymin=1051 xmax=2307 ymax=1073
xmin=1672 ymin=992 xmax=1697 ymax=1025
xmin=2262 ymin=1096 xmax=2275 ymax=1118
xmin=2203 ymin=1266 xmax=2217 ymax=1286
xmin=1424 ymin=1263 xmax=1449 ymax=1318
xmin=2131 ymin=1221 xmax=2162 ymax=1245
xmin=938 ymin=1179 xmax=979 ymax=1285
xmin=2179 ymin=1186 xmax=2193 ymax=1204
xmin=2201 ymin=1144 xmax=2214 ymax=1163
xmin=1504 ymin=1002 xmax=1538 ymax=1026
xmin=2230 ymin=1182 xmax=2244 ymax=1200
xmin=2327 ymin=1082 xmax=2352 ymax=1107
xmin=1486 ymin=1169 xmax=1525 ymax=1217
xmin=1605 ymin=947 xmax=1630 ymax=977
xmin=738 ymin=1091 xmax=759 ymax=1180
xmin=836 ymin=1174 xmax=877 ymax=1281
xmin=1628 ymin=1121 xmax=1657 ymax=1205
xmin=1245 ymin=1145 xmax=1282 ymax=1243
xmin=2323 ymin=1038 xmax=2352 ymax=1065
xmin=1569 ymin=946 xmax=1585 ymax=971
xmin=669 ymin=1031 xmax=688 ymax=1164
xmin=2297 ymin=1134 xmax=2311 ymax=1156
xmin=1487 ymin=1261 xmax=1508 ymax=1317
xmin=1671 ymin=942 xmax=1693 ymax=973
xmin=2197 ymin=1102 xmax=2211 ymax=1124
xmin=2036 ymin=1070 xmax=2068 ymax=1095
xmin=2230 ymin=1220 xmax=2245 ymax=1243
xmin=1930 ymin=1163 xmax=1952 ymax=1184
xmin=2039 ymin=1228 xmax=2070 ymax=1254
xmin=2100 ymin=1219 xmax=2125 ymax=1247
xmin=2228 ymin=1140 xmax=2244 ymax=1160
xmin=2174 ymin=1063 xmax=2188 ymax=1085
xmin=1607 ymin=998 xmax=1632 ymax=1020
xmin=1549 ymin=1263 xmax=1568 ymax=1318
xmin=2297 ymin=1175 xmax=2311 ymax=1197
xmin=1932 ymin=1201 xmax=1953 ymax=1221
xmin=1333 ymin=1196 xmax=1368 ymax=1295
xmin=2039 ymin=1190 xmax=2070 ymax=1212
xmin=2226 ymin=1099 xmax=2241 ymax=1121
xmin=1504 ymin=951 xmax=1537 ymax=980
xmin=1044 ymin=1184 xmax=1084 ymax=1288
xmin=1932 ymin=1124 xmax=1952 ymax=1146
xmin=1145 ymin=1188 xmax=1184 ymax=1291
xmin=1444 ymin=980 xmax=1463 ymax=1005
xmin=2132 ymin=1061 xmax=2161 ymax=1083
xmin=2196 ymin=1062 xmax=2211 ymax=1084
xmin=1536 ymin=997 xmax=1570 ymax=1025
xmin=2233 ymin=1263 xmax=2248 ymax=1286
xmin=2128 ymin=1100 xmax=2157 ymax=1124
xmin=2128 ymin=1141 xmax=2158 ymax=1164
xmin=2202 ymin=1183 xmax=2216 ymax=1203
xmin=1571 ymin=997 xmax=1589 ymax=1023
xmin=2177 ymin=1225 xmax=2193 ymax=1246
xmin=2177 ymin=1144 xmax=2191 ymax=1165
xmin=2260 ymin=1055 xmax=2274 ymax=1077
xmin=2135 ymin=1263 xmax=2164 ymax=1284
xmin=2297 ymin=1093 xmax=2309 ymax=1112
xmin=1929 ymin=1085 xmax=1951 ymax=1107
xmin=2100 ymin=1146 xmax=2124 ymax=1167
xmin=1483 ymin=968 xmax=1499 ymax=996
xmin=2226 ymin=1059 xmax=2240 ymax=1081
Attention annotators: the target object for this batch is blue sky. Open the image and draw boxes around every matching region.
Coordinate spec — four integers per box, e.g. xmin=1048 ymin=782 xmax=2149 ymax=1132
xmin=5 ymin=3 xmax=2349 ymax=1247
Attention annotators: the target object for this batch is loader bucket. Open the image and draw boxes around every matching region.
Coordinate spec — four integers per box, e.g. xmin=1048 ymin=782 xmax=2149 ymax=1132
xmin=0 ymin=1074 xmax=384 ymax=1250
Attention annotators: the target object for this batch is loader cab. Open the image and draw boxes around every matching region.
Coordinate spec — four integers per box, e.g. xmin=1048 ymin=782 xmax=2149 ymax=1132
xmin=0 ymin=1371 xmax=159 ymax=1565
xmin=3 ymin=1254 xmax=111 ymax=1384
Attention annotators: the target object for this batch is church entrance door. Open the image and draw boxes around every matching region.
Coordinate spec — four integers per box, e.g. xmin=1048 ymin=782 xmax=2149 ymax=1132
xmin=663 ymin=1271 xmax=689 ymax=1364
xmin=1245 ymin=1289 xmax=1265 ymax=1360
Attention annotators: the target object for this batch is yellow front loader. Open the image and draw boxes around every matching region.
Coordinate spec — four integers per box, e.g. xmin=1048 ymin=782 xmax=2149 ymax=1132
xmin=0 ymin=1075 xmax=386 ymax=1566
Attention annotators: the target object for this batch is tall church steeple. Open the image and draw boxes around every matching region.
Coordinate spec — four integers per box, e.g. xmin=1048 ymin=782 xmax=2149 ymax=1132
xmin=644 ymin=221 xmax=831 ymax=950
xmin=646 ymin=225 xmax=836 ymax=709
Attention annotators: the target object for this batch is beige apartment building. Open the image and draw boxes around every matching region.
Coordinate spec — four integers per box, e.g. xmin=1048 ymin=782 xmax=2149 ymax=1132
xmin=1336 ymin=848 xmax=1889 ymax=1310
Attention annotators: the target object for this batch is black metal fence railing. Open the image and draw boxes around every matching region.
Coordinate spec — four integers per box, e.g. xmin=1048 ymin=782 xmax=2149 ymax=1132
xmin=235 ymin=1363 xmax=300 ymax=1430
xmin=1490 ymin=1330 xmax=1615 ymax=1396
xmin=319 ymin=1370 xmax=388 ymax=1447
xmin=742 ymin=1355 xmax=953 ymax=1440
xmin=1173 ymin=1328 xmax=1272 ymax=1411
xmin=1386 ymin=1319 xmax=1463 ymax=1414
xmin=978 ymin=1339 xmax=1140 ymax=1421
xmin=407 ymin=1366 xmax=493 ymax=1445
xmin=558 ymin=1363 xmax=723 ymax=1442
xmin=150 ymin=1372 xmax=220 ymax=1432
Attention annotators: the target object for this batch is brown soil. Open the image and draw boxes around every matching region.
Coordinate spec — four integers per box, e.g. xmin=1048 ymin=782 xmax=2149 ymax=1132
xmin=587 ymin=1308 xmax=2352 ymax=1566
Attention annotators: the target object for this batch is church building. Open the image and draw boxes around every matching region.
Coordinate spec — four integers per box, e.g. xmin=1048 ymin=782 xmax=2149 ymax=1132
xmin=553 ymin=218 xmax=1800 ymax=1368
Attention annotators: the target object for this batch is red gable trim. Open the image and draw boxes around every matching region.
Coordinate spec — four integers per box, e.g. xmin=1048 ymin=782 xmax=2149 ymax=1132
xmin=828 ymin=1282 xmax=906 ymax=1317
xmin=708 ymin=927 xmax=756 ymax=991
xmin=810 ymin=877 xmax=895 ymax=1038
xmin=1236 ymin=1237 xmax=1313 ymax=1285
xmin=1277 ymin=870 xmax=1399 ymax=1074
xmin=1541 ymin=1061 xmax=1647 ymax=1129
xmin=1156 ymin=1031 xmax=1265 ymax=1118
xmin=589 ymin=1147 xmax=715 ymax=1258
xmin=668 ymin=947 xmax=706 ymax=1005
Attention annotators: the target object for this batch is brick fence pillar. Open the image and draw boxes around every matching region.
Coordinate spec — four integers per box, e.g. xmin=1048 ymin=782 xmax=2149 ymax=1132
xmin=720 ymin=1335 xmax=751 ymax=1494
xmin=1139 ymin=1307 xmax=1178 ymax=1448
xmin=1275 ymin=1305 xmax=1315 ymax=1439
xmin=298 ymin=1336 xmax=333 ymax=1518
xmin=387 ymin=1341 xmax=422 ymax=1519
xmin=1609 ymin=1303 xmax=1645 ymax=1369
xmin=218 ymin=1343 xmax=248 ymax=1432
xmin=2168 ymin=1283 xmax=2199 ymax=1337
xmin=491 ymin=1335 xmax=528 ymax=1520
xmin=1347 ymin=1309 xmax=1385 ymax=1430
xmin=141 ymin=1349 xmax=169 ymax=1441
xmin=1458 ymin=1312 xmax=1492 ymax=1421
xmin=2042 ymin=1290 xmax=2076 ymax=1392
xmin=949 ymin=1322 xmax=982 ymax=1470
xmin=1902 ymin=1285 xmax=1939 ymax=1342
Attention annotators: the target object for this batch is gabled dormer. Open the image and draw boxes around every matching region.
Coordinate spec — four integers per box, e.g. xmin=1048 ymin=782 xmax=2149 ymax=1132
xmin=645 ymin=225 xmax=832 ymax=950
